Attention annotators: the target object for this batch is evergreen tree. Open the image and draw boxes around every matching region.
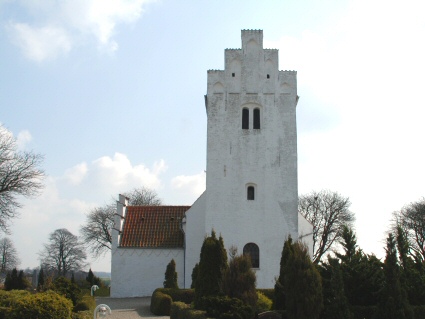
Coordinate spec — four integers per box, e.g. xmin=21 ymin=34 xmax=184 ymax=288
xmin=37 ymin=268 xmax=45 ymax=291
xmin=273 ymin=235 xmax=294 ymax=310
xmin=163 ymin=259 xmax=179 ymax=289
xmin=191 ymin=263 xmax=199 ymax=289
xmin=320 ymin=257 xmax=352 ymax=319
xmin=284 ymin=241 xmax=323 ymax=319
xmin=86 ymin=268 xmax=95 ymax=285
xmin=194 ymin=230 xmax=228 ymax=309
xmin=4 ymin=272 xmax=12 ymax=290
xmin=376 ymin=233 xmax=413 ymax=319
xmin=222 ymin=253 xmax=257 ymax=308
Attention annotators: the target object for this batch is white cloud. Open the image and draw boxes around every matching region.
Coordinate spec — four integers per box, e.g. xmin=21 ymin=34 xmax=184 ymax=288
xmin=6 ymin=0 xmax=153 ymax=61
xmin=171 ymin=171 xmax=206 ymax=197
xmin=16 ymin=130 xmax=32 ymax=150
xmin=65 ymin=162 xmax=88 ymax=185
xmin=10 ymin=23 xmax=71 ymax=62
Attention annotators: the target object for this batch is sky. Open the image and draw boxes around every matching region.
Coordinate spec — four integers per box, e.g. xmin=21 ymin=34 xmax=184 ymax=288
xmin=1 ymin=0 xmax=425 ymax=272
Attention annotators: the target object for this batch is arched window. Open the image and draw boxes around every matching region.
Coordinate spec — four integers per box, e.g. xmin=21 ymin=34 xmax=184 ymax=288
xmin=253 ymin=108 xmax=260 ymax=129
xmin=247 ymin=186 xmax=255 ymax=200
xmin=243 ymin=243 xmax=259 ymax=268
xmin=242 ymin=108 xmax=249 ymax=129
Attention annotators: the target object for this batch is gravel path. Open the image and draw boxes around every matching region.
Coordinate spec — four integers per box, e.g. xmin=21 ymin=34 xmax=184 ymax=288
xmin=96 ymin=297 xmax=169 ymax=319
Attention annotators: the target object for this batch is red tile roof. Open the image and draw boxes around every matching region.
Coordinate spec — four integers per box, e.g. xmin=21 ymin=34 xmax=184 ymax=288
xmin=119 ymin=206 xmax=190 ymax=248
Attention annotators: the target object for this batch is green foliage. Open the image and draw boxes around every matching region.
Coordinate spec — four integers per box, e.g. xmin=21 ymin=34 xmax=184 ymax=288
xmin=52 ymin=276 xmax=82 ymax=306
xmin=160 ymin=288 xmax=195 ymax=304
xmin=412 ymin=305 xmax=425 ymax=319
xmin=73 ymin=295 xmax=96 ymax=312
xmin=164 ymin=259 xmax=179 ymax=289
xmin=150 ymin=288 xmax=173 ymax=315
xmin=37 ymin=268 xmax=45 ymax=291
xmin=194 ymin=230 xmax=228 ymax=309
xmin=320 ymin=257 xmax=352 ymax=319
xmin=191 ymin=263 xmax=199 ymax=289
xmin=201 ymin=296 xmax=254 ymax=319
xmin=170 ymin=301 xmax=208 ymax=319
xmin=283 ymin=241 xmax=323 ymax=319
xmin=85 ymin=268 xmax=101 ymax=287
xmin=0 ymin=290 xmax=73 ymax=319
xmin=256 ymin=291 xmax=272 ymax=313
xmin=376 ymin=233 xmax=413 ymax=319
xmin=4 ymin=268 xmax=30 ymax=290
xmin=350 ymin=306 xmax=377 ymax=319
xmin=274 ymin=236 xmax=293 ymax=310
xmin=222 ymin=253 xmax=257 ymax=308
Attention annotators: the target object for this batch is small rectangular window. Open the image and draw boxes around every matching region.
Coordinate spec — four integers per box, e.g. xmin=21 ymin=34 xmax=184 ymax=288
xmin=242 ymin=108 xmax=249 ymax=129
xmin=232 ymin=73 xmax=235 ymax=77
xmin=253 ymin=108 xmax=260 ymax=129
xmin=267 ymin=74 xmax=270 ymax=79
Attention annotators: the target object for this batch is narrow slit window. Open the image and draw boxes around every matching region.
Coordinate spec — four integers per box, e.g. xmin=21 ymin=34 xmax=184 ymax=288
xmin=242 ymin=108 xmax=249 ymax=129
xmin=247 ymin=186 xmax=255 ymax=200
xmin=267 ymin=74 xmax=270 ymax=79
xmin=232 ymin=73 xmax=235 ymax=77
xmin=253 ymin=108 xmax=260 ymax=129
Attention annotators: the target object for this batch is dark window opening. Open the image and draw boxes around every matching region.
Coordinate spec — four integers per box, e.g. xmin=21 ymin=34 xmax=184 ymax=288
xmin=243 ymin=243 xmax=259 ymax=268
xmin=232 ymin=73 xmax=235 ymax=77
xmin=267 ymin=74 xmax=270 ymax=79
xmin=242 ymin=108 xmax=249 ymax=129
xmin=253 ymin=108 xmax=260 ymax=129
xmin=247 ymin=186 xmax=255 ymax=200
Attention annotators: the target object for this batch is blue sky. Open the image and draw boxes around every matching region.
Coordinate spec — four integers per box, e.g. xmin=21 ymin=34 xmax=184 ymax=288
xmin=1 ymin=0 xmax=425 ymax=272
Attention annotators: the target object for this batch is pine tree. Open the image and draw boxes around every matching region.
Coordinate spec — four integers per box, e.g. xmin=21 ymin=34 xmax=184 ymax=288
xmin=37 ymin=268 xmax=45 ymax=291
xmin=222 ymin=253 xmax=257 ymax=308
xmin=86 ymin=268 xmax=95 ymax=285
xmin=194 ymin=230 xmax=228 ymax=309
xmin=376 ymin=233 xmax=413 ymax=319
xmin=163 ymin=259 xmax=179 ymax=289
xmin=191 ymin=263 xmax=199 ymax=289
xmin=273 ymin=235 xmax=294 ymax=310
xmin=320 ymin=257 xmax=352 ymax=319
xmin=284 ymin=241 xmax=323 ymax=319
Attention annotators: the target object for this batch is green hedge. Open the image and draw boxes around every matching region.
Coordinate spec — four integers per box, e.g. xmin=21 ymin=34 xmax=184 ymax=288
xmin=74 ymin=295 xmax=96 ymax=312
xmin=171 ymin=301 xmax=209 ymax=319
xmin=201 ymin=296 xmax=254 ymax=319
xmin=0 ymin=290 xmax=73 ymax=319
xmin=413 ymin=305 xmax=425 ymax=319
xmin=161 ymin=288 xmax=195 ymax=304
xmin=257 ymin=289 xmax=274 ymax=302
xmin=150 ymin=289 xmax=173 ymax=315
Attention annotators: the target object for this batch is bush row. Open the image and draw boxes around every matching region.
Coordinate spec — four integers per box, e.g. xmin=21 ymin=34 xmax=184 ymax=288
xmin=171 ymin=301 xmax=208 ymax=319
xmin=0 ymin=290 xmax=73 ymax=319
xmin=150 ymin=289 xmax=173 ymax=315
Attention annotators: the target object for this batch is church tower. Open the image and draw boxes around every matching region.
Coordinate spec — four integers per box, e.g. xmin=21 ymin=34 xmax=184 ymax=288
xmin=184 ymin=30 xmax=303 ymax=288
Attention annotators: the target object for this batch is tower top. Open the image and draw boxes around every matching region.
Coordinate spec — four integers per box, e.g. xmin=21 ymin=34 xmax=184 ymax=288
xmin=241 ymin=29 xmax=263 ymax=51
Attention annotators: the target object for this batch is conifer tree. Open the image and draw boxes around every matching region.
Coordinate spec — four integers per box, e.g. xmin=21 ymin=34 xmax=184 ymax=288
xmin=37 ymin=268 xmax=45 ymax=291
xmin=222 ymin=253 xmax=257 ymax=308
xmin=284 ymin=241 xmax=323 ymax=319
xmin=163 ymin=259 xmax=178 ymax=289
xmin=86 ymin=268 xmax=95 ymax=285
xmin=191 ymin=263 xmax=199 ymax=289
xmin=194 ymin=230 xmax=228 ymax=309
xmin=320 ymin=257 xmax=352 ymax=319
xmin=274 ymin=235 xmax=294 ymax=310
xmin=376 ymin=233 xmax=413 ymax=319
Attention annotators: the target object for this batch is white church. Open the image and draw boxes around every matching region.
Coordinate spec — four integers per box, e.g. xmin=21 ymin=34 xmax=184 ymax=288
xmin=111 ymin=30 xmax=313 ymax=297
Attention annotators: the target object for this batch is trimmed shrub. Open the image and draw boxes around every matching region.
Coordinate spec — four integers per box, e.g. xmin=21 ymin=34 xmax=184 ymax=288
xmin=350 ymin=306 xmax=377 ymax=319
xmin=0 ymin=290 xmax=73 ymax=319
xmin=150 ymin=289 xmax=173 ymax=315
xmin=257 ymin=291 xmax=272 ymax=313
xmin=161 ymin=288 xmax=195 ymax=304
xmin=201 ymin=296 xmax=254 ymax=319
xmin=164 ymin=259 xmax=179 ymax=289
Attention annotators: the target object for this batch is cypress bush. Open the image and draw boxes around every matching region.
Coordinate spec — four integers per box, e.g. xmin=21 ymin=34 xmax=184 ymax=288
xmin=194 ymin=230 xmax=228 ymax=309
xmin=164 ymin=259 xmax=179 ymax=289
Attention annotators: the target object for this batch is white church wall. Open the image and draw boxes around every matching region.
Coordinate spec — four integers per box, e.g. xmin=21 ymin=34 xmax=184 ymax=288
xmin=111 ymin=248 xmax=184 ymax=297
xmin=183 ymin=192 xmax=206 ymax=288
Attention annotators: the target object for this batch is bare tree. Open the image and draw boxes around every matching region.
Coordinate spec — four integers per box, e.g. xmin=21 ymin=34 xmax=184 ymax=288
xmin=80 ymin=204 xmax=115 ymax=257
xmin=0 ymin=125 xmax=44 ymax=233
xmin=0 ymin=237 xmax=20 ymax=273
xmin=124 ymin=186 xmax=162 ymax=206
xmin=80 ymin=187 xmax=162 ymax=258
xmin=39 ymin=228 xmax=86 ymax=277
xmin=392 ymin=198 xmax=425 ymax=262
xmin=299 ymin=190 xmax=355 ymax=263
